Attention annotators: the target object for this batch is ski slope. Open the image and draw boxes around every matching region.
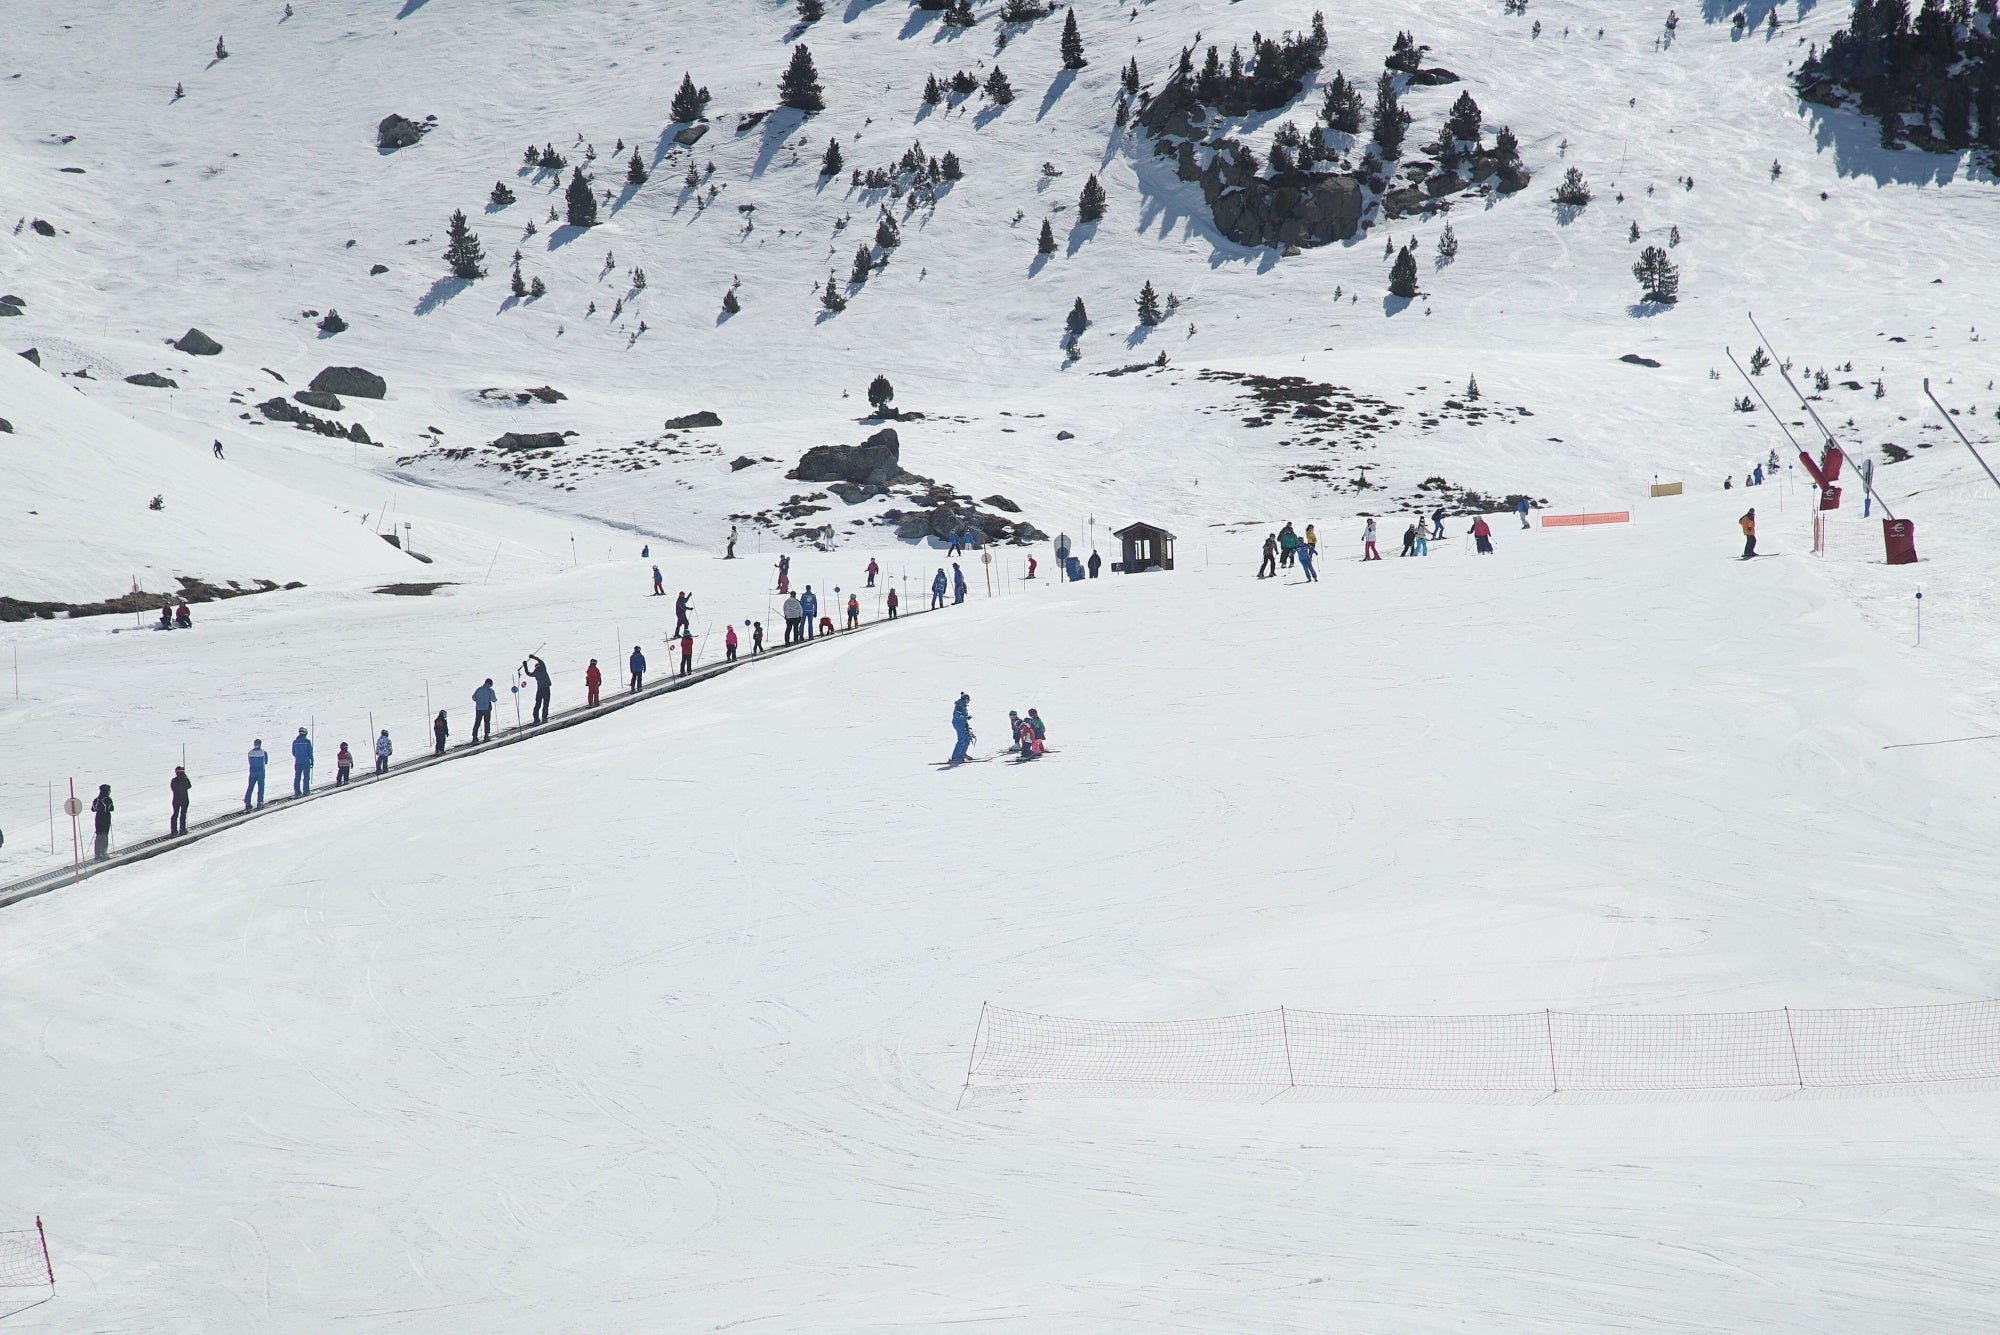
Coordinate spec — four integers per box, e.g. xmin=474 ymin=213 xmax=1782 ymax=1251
xmin=5 ymin=474 xmax=2000 ymax=1331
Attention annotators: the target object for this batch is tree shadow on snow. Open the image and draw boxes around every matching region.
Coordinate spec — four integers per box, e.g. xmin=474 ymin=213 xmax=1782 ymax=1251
xmin=1801 ymin=102 xmax=1968 ymax=188
xmin=1037 ymin=68 xmax=1076 ymax=122
xmin=750 ymin=108 xmax=806 ymax=179
xmin=396 ymin=0 xmax=432 ymax=15
xmin=1553 ymin=202 xmax=1587 ymax=227
xmin=610 ymin=178 xmax=643 ymax=216
xmin=414 ymin=275 xmax=469 ymax=315
xmin=1123 ymin=322 xmax=1156 ymax=350
xmin=847 ymin=0 xmax=891 ymax=22
xmin=1028 ymin=251 xmax=1050 ymax=278
xmin=544 ymin=222 xmax=591 ymax=251
xmin=973 ymin=103 xmax=1007 ymax=130
xmin=1699 ymin=0 xmax=1812 ymax=22
xmin=1626 ymin=300 xmax=1674 ymax=319
xmin=1065 ymin=218 xmax=1098 ymax=257
xmin=898 ymin=6 xmax=935 ymax=39
xmin=1381 ymin=293 xmax=1414 ymax=317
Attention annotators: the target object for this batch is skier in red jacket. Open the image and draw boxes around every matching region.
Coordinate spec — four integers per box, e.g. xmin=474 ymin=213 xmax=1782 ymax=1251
xmin=585 ymin=658 xmax=603 ymax=706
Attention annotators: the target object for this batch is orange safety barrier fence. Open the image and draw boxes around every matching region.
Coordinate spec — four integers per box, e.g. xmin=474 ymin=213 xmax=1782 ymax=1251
xmin=1540 ymin=511 xmax=1631 ymax=528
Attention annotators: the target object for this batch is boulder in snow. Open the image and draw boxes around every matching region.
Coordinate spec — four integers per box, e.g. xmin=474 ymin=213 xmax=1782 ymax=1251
xmin=376 ymin=114 xmax=434 ymax=151
xmin=294 ymin=389 xmax=343 ymax=411
xmin=124 ymin=371 xmax=179 ymax=389
xmin=173 ymin=328 xmax=224 ymax=356
xmin=792 ymin=427 xmax=901 ymax=486
xmin=663 ymin=410 xmax=723 ymax=430
xmin=310 ymin=365 xmax=386 ymax=399
xmin=492 ymin=431 xmax=570 ymax=452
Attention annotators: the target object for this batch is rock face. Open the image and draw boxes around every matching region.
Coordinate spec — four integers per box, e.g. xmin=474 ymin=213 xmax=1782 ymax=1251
xmin=124 ymin=371 xmax=179 ymax=388
xmin=258 ymin=397 xmax=369 ymax=442
xmin=492 ymin=431 xmax=570 ymax=452
xmin=792 ymin=427 xmax=902 ymax=487
xmin=1619 ymin=354 xmax=1662 ymax=368
xmin=173 ymin=328 xmax=223 ymax=356
xmin=0 ymin=418 xmax=11 ymax=433
xmin=19 ymin=348 xmax=40 ymax=366
xmin=663 ymin=410 xmax=723 ymax=430
xmin=310 ymin=365 xmax=386 ymax=399
xmin=294 ymin=388 xmax=343 ymax=411
xmin=376 ymin=114 xmax=433 ymax=151
xmin=729 ymin=455 xmax=758 ymax=471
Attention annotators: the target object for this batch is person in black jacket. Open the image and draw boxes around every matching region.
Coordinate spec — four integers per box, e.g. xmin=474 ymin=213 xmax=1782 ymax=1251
xmin=90 ymin=784 xmax=114 ymax=861
xmin=523 ymin=654 xmax=553 ymax=723
xmin=169 ymin=766 xmax=192 ymax=836
xmin=432 ymin=710 xmax=450 ymax=756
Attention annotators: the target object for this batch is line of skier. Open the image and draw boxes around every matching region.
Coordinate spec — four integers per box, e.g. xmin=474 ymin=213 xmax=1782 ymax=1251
xmin=1259 ymin=502 xmax=1527 ymax=578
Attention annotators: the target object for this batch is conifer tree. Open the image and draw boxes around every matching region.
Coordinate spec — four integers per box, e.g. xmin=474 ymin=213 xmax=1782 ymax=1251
xmin=1372 ymin=72 xmax=1411 ymax=157
xmin=1443 ymin=90 xmax=1483 ymax=145
xmin=1320 ymin=70 xmax=1363 ymax=133
xmin=1066 ymin=297 xmax=1090 ymax=336
xmin=1437 ymin=220 xmax=1459 ymax=260
xmin=868 ymin=375 xmax=895 ymax=413
xmin=1495 ymin=126 xmax=1521 ymax=161
xmin=940 ymin=150 xmax=963 ymax=179
xmin=565 ymin=167 xmax=599 ymax=227
xmin=443 ymin=209 xmax=487 ymax=280
xmin=1552 ymin=166 xmax=1592 ymax=206
xmin=721 ymin=287 xmax=741 ymax=314
xmin=781 ymin=46 xmax=824 ymax=112
xmin=491 ymin=181 xmax=516 ymax=207
xmin=1632 ymin=245 xmax=1679 ymax=303
xmin=1077 ymin=173 xmax=1107 ymax=222
xmin=1136 ymin=281 xmax=1162 ymax=326
xmin=1122 ymin=57 xmax=1140 ymax=94
xmin=528 ymin=275 xmax=546 ymax=298
xmin=1038 ymin=219 xmax=1057 ymax=254
xmin=1061 ymin=10 xmax=1088 ymax=69
xmin=821 ymin=274 xmax=847 ymax=311
xmin=511 ymin=260 xmax=527 ymax=298
xmin=822 ymin=139 xmax=843 ymax=176
xmin=923 ymin=74 xmax=943 ymax=106
xmin=985 ymin=67 xmax=1015 ymax=105
xmin=798 ymin=0 xmax=823 ymax=23
xmin=627 ymin=151 xmax=648 ymax=185
xmin=1467 ymin=374 xmax=1480 ymax=400
xmin=1388 ymin=244 xmax=1418 ymax=298
xmin=851 ymin=244 xmax=873 ymax=284
xmin=672 ymin=73 xmax=706 ymax=123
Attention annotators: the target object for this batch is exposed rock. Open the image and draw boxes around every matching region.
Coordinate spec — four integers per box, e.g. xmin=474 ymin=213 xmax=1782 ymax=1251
xmin=1056 ymin=430 xmax=1075 ymax=440
xmin=173 ymin=327 xmax=223 ymax=356
xmin=1407 ymin=66 xmax=1461 ymax=86
xmin=1382 ymin=187 xmax=1429 ymax=218
xmin=257 ymin=397 xmax=357 ymax=440
xmin=492 ymin=431 xmax=571 ymax=452
xmin=477 ymin=385 xmax=565 ymax=405
xmin=673 ymin=123 xmax=709 ymax=147
xmin=19 ymin=348 xmax=39 ymax=366
xmin=124 ymin=371 xmax=179 ymax=388
xmin=0 ymin=294 xmax=24 ymax=309
xmin=0 ymin=418 xmax=11 ymax=433
xmin=1014 ymin=522 xmax=1049 ymax=542
xmin=1619 ymin=354 xmax=1662 ymax=368
xmin=369 ymin=264 xmax=389 ymax=276
xmin=792 ymin=427 xmax=901 ymax=486
xmin=982 ymin=494 xmax=1021 ymax=513
xmin=1425 ymin=172 xmax=1468 ymax=198
xmin=828 ymin=481 xmax=888 ymax=503
xmin=349 ymin=422 xmax=372 ymax=445
xmin=663 ymin=410 xmax=723 ymax=430
xmin=309 ymin=365 xmax=387 ymax=399
xmin=29 ymin=219 xmax=55 ymax=237
xmin=376 ymin=113 xmax=434 ymax=151
xmin=294 ymin=388 xmax=343 ymax=411
xmin=0 ymin=304 xmax=18 ymax=318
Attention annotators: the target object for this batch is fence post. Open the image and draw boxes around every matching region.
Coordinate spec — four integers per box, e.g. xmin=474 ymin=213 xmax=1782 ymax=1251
xmin=956 ymin=1001 xmax=988 ymax=1111
xmin=1544 ymin=1009 xmax=1559 ymax=1093
xmin=1784 ymin=1006 xmax=1805 ymax=1088
xmin=1279 ymin=1006 xmax=1297 ymax=1088
xmin=36 ymin=1215 xmax=52 ymax=1285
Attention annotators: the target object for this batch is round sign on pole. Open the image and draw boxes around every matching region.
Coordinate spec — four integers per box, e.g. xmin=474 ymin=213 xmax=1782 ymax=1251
xmin=1055 ymin=534 xmax=1071 ymax=558
xmin=980 ymin=549 xmax=991 ymax=564
xmin=62 ymin=796 xmax=82 ymax=817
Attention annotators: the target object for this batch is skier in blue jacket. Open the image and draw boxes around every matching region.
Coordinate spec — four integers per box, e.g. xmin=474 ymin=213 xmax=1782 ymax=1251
xmin=800 ymin=586 xmax=819 ymax=639
xmin=1516 ymin=496 xmax=1532 ymax=529
xmin=629 ymin=645 xmax=647 ymax=693
xmin=948 ymin=693 xmax=973 ymax=765
xmin=245 ymin=739 xmax=268 ymax=810
xmin=471 ymin=678 xmax=498 ymax=742
xmin=290 ymin=728 xmax=314 ymax=796
xmin=952 ymin=563 xmax=968 ymax=604
xmin=931 ymin=568 xmax=948 ymax=609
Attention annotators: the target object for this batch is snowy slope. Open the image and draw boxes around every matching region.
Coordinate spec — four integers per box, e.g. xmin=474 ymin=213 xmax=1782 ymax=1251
xmin=5 ymin=481 xmax=2000 ymax=1330
xmin=0 ymin=349 xmax=416 ymax=602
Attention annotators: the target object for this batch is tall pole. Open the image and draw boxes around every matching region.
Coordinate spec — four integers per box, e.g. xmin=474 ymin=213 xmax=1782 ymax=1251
xmin=1922 ymin=378 xmax=2000 ymax=494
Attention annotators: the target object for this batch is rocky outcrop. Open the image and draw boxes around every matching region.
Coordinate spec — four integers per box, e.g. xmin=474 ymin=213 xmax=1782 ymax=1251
xmin=310 ymin=365 xmax=386 ymax=399
xmin=258 ymin=397 xmax=369 ymax=442
xmin=124 ymin=371 xmax=179 ymax=389
xmin=173 ymin=328 xmax=223 ymax=356
xmin=294 ymin=388 xmax=343 ymax=411
xmin=492 ymin=431 xmax=571 ymax=452
xmin=376 ymin=114 xmax=434 ymax=151
xmin=791 ymin=427 xmax=903 ymax=487
xmin=663 ymin=410 xmax=723 ymax=430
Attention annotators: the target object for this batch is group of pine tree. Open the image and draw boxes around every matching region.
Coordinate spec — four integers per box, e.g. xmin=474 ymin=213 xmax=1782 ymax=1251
xmin=1800 ymin=0 xmax=2000 ymax=153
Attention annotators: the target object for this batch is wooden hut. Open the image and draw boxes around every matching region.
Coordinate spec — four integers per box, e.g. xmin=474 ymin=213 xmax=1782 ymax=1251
xmin=1112 ymin=522 xmax=1175 ymax=573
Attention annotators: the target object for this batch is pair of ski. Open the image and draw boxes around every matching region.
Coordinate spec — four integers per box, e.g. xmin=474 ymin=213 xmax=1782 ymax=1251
xmin=937 ymin=747 xmax=1058 ymax=769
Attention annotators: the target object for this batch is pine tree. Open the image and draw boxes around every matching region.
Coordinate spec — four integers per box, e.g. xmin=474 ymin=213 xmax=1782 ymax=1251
xmin=1136 ymin=280 xmax=1162 ymax=326
xmin=821 ymin=274 xmax=847 ymax=311
xmin=1437 ymin=220 xmax=1459 ymax=260
xmin=940 ymin=150 xmax=963 ymax=179
xmin=819 ymin=139 xmax=842 ymax=177
xmin=1372 ymin=73 xmax=1411 ymax=157
xmin=868 ymin=375 xmax=895 ymax=412
xmin=985 ymin=67 xmax=1014 ymax=105
xmin=1495 ymin=126 xmax=1521 ymax=161
xmin=173 ymin=82 xmax=184 ymax=101
xmin=1060 ymin=10 xmax=1088 ymax=69
xmin=528 ymin=275 xmax=546 ymax=298
xmin=215 ymin=35 xmax=228 ymax=60
xmin=781 ymin=45 xmax=825 ymax=112
xmin=1629 ymin=220 xmax=1640 ymax=241
xmin=721 ymin=287 xmax=741 ymax=314
xmin=685 ymin=165 xmax=700 ymax=188
xmin=875 ymin=211 xmax=900 ymax=249
xmin=1669 ymin=224 xmax=1682 ymax=247
xmin=1553 ymin=166 xmax=1592 ymax=206
xmin=1388 ymin=244 xmax=1418 ymax=298
xmin=443 ymin=209 xmax=486 ymax=280
xmin=1077 ymin=174 xmax=1107 ymax=223
xmin=798 ymin=0 xmax=823 ymax=22
xmin=565 ymin=167 xmax=599 ymax=227
xmin=627 ymin=151 xmax=648 ymax=185
xmin=631 ymin=266 xmax=647 ymax=290
xmin=1632 ymin=245 xmax=1680 ymax=303
xmin=672 ymin=73 xmax=706 ymax=123
xmin=511 ymin=261 xmax=527 ymax=298
xmin=1321 ymin=70 xmax=1363 ymax=133
xmin=1444 ymin=90 xmax=1483 ymax=145
xmin=851 ymin=244 xmax=873 ymax=284
xmin=1750 ymin=347 xmax=1771 ymax=375
xmin=1466 ymin=374 xmax=1480 ymax=400
xmin=1122 ymin=57 xmax=1140 ymax=94
xmin=1066 ymin=297 xmax=1090 ymax=336
xmin=923 ymin=73 xmax=943 ymax=106
xmin=491 ymin=181 xmax=516 ymax=206
xmin=1038 ymin=219 xmax=1057 ymax=254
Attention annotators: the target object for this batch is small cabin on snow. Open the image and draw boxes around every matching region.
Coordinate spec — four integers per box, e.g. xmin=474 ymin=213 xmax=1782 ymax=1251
xmin=1112 ymin=522 xmax=1175 ymax=573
